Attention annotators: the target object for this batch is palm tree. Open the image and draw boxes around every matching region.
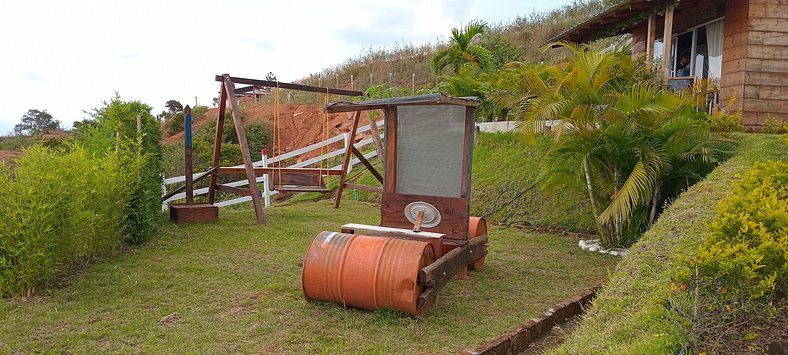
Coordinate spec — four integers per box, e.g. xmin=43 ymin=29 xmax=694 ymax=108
xmin=490 ymin=43 xmax=735 ymax=246
xmin=431 ymin=20 xmax=497 ymax=75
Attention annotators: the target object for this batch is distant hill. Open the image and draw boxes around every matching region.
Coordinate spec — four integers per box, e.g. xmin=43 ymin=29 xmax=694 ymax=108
xmin=296 ymin=0 xmax=610 ymax=92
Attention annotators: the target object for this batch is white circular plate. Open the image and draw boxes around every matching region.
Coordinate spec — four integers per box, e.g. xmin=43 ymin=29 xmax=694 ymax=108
xmin=404 ymin=201 xmax=442 ymax=228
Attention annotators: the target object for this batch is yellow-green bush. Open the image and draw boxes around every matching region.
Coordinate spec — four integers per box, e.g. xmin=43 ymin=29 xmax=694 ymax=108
xmin=0 ymin=145 xmax=132 ymax=295
xmin=675 ymin=160 xmax=787 ymax=351
xmin=710 ymin=96 xmax=745 ymax=133
xmin=78 ymin=96 xmax=162 ymax=244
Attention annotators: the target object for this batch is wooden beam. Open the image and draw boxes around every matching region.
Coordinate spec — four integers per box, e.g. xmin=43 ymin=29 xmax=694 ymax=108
xmin=208 ymin=81 xmax=227 ymax=204
xmin=324 ymin=94 xmax=479 ymax=113
xmin=461 ymin=106 xmax=474 ymax=198
xmin=334 ymin=111 xmax=362 ymax=208
xmin=216 ymin=184 xmax=253 ymax=196
xmin=216 ymin=75 xmax=363 ymax=97
xmin=161 ymin=166 xmax=219 ymax=202
xmin=367 ymin=113 xmax=385 ymax=164
xmin=217 ymin=167 xmax=344 ymax=175
xmin=351 ymin=146 xmax=383 ymax=183
xmin=417 ymin=234 xmax=488 ymax=311
xmin=223 ymin=75 xmax=266 ymax=225
xmin=661 ymin=5 xmax=675 ymax=80
xmin=384 ymin=107 xmax=398 ymax=193
xmin=646 ymin=13 xmax=656 ymax=64
xmin=162 ymin=183 xmax=187 ymax=202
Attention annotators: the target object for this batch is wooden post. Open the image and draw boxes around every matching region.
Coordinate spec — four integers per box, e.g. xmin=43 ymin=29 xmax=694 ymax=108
xmin=368 ymin=114 xmax=385 ymax=164
xmin=184 ymin=105 xmax=193 ymax=203
xmin=222 ymin=75 xmax=266 ymax=225
xmin=334 ymin=111 xmax=362 ymax=208
xmin=384 ymin=107 xmax=398 ymax=193
xmin=207 ymin=80 xmax=227 ymax=204
xmin=646 ymin=14 xmax=656 ymax=65
xmin=661 ymin=5 xmax=675 ymax=80
xmin=261 ymin=149 xmax=271 ymax=207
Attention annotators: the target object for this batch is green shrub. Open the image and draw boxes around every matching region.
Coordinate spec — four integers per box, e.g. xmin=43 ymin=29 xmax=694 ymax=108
xmin=78 ymin=95 xmax=162 ymax=244
xmin=167 ymin=112 xmax=185 ymax=136
xmin=0 ymin=145 xmax=130 ymax=295
xmin=710 ymin=96 xmax=745 ymax=133
xmin=244 ymin=121 xmax=272 ymax=157
xmin=762 ymin=114 xmax=786 ymax=134
xmin=191 ymin=105 xmax=210 ymax=119
xmin=674 ymin=160 xmax=787 ymax=352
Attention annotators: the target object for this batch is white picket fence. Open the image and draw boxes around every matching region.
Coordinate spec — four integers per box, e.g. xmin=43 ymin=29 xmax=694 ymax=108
xmin=161 ymin=119 xmax=384 ymax=210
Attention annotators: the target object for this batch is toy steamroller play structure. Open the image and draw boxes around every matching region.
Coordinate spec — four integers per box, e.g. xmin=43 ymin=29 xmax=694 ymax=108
xmin=302 ymin=94 xmax=488 ymax=315
xmin=165 ymin=74 xmax=488 ymax=315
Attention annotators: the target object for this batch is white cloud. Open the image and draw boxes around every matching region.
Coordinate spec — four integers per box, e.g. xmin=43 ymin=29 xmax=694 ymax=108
xmin=0 ymin=0 xmax=575 ymax=134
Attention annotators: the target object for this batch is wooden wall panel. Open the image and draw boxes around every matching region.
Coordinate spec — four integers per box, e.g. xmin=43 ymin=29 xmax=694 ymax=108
xmin=740 ymin=0 xmax=788 ymax=126
xmin=746 ymin=58 xmax=788 ymax=72
xmin=748 ymin=31 xmax=788 ymax=46
xmin=720 ymin=0 xmax=750 ymax=115
xmin=744 ymin=85 xmax=788 ymax=101
xmin=748 ymin=45 xmax=788 ymax=59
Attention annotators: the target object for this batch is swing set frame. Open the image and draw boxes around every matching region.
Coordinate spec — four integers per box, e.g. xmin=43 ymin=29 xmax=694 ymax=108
xmin=205 ymin=74 xmax=364 ymax=224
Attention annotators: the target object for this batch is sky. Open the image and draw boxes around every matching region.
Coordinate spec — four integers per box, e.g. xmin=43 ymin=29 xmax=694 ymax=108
xmin=0 ymin=0 xmax=577 ymax=135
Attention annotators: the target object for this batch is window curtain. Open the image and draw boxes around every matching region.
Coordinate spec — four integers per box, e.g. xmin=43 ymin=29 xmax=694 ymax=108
xmin=706 ymin=20 xmax=724 ymax=80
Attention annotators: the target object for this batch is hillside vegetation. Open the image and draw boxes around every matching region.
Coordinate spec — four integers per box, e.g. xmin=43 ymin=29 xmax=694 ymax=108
xmin=471 ymin=132 xmax=593 ymax=231
xmin=552 ymin=133 xmax=788 ymax=354
xmin=296 ymin=1 xmax=610 ymax=93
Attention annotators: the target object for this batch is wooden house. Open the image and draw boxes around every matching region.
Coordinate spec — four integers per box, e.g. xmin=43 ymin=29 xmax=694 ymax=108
xmin=549 ymin=0 xmax=787 ymax=128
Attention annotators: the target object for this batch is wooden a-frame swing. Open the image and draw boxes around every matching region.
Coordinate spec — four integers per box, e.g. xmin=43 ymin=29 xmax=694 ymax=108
xmin=201 ymin=74 xmax=371 ymax=224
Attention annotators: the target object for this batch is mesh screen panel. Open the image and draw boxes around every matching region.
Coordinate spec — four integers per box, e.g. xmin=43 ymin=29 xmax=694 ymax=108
xmin=395 ymin=105 xmax=465 ymax=197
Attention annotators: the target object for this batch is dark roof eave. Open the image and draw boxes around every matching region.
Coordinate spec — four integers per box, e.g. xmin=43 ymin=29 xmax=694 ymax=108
xmin=544 ymin=0 xmax=673 ymax=46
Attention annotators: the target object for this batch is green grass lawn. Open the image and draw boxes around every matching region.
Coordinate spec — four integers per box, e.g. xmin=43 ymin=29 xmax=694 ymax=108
xmin=1 ymin=200 xmax=617 ymax=353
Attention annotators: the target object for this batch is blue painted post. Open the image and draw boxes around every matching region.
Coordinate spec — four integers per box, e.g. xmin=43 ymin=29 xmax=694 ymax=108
xmin=184 ymin=105 xmax=193 ymax=203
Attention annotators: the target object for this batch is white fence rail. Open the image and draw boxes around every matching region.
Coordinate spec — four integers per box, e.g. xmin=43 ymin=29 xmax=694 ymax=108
xmin=162 ymin=119 xmax=384 ymax=210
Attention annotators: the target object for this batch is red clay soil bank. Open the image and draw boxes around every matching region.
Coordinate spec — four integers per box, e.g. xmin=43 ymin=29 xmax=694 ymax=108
xmin=164 ymin=97 xmax=375 ymax=160
xmin=0 ymin=150 xmax=22 ymax=164
xmin=462 ymin=288 xmax=599 ymax=355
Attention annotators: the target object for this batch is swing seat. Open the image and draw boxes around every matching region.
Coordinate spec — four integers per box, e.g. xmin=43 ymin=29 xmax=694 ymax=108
xmin=270 ymin=171 xmax=331 ymax=193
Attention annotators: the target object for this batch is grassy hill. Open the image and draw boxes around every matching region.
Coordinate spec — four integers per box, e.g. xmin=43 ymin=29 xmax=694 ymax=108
xmin=296 ymin=1 xmax=611 ymax=93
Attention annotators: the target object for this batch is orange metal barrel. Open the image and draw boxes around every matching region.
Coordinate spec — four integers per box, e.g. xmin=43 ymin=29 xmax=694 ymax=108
xmin=302 ymin=232 xmax=436 ymax=315
xmin=468 ymin=217 xmax=487 ymax=270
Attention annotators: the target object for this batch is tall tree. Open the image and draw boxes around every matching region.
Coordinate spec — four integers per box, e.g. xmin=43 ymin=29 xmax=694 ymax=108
xmin=165 ymin=100 xmax=183 ymax=114
xmin=14 ymin=109 xmax=61 ymax=136
xmin=431 ymin=20 xmax=497 ymax=75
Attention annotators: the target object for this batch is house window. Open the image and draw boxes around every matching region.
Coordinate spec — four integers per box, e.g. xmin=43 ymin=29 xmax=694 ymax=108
xmin=652 ymin=18 xmax=724 ymax=82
